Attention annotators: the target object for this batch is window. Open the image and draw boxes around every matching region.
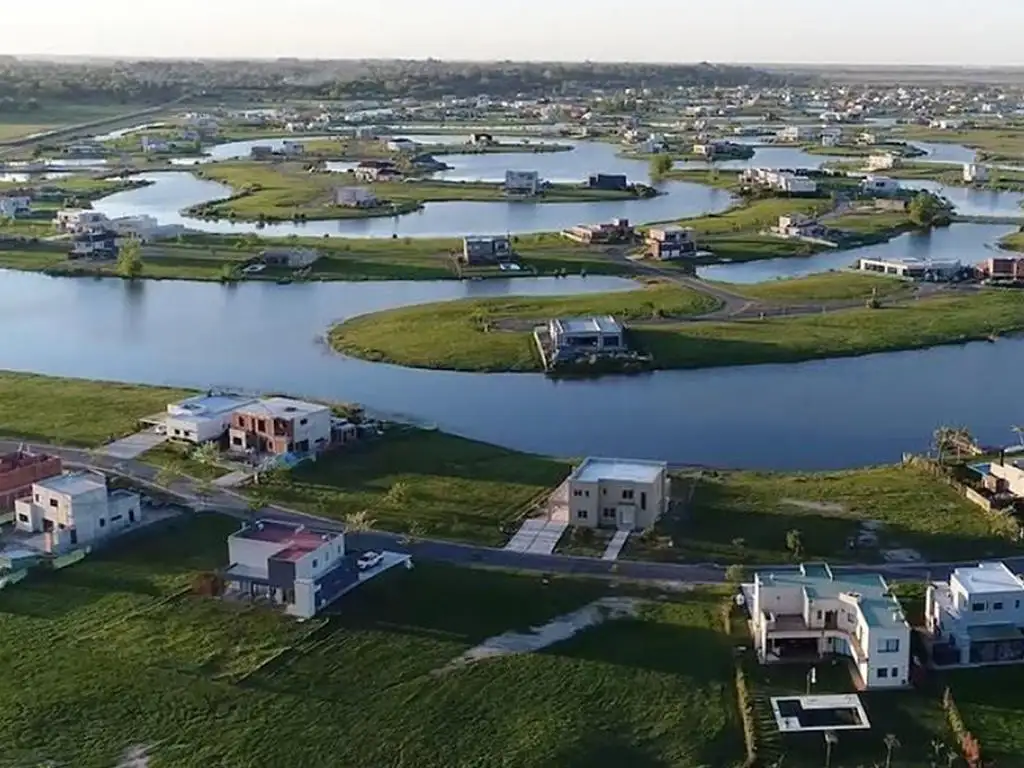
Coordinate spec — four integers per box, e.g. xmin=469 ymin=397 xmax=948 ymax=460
xmin=972 ymin=602 xmax=987 ymax=612
xmin=49 ymin=498 xmax=58 ymax=508
xmin=1017 ymin=600 xmax=1021 ymax=609
xmin=640 ymin=491 xmax=647 ymax=511
xmin=17 ymin=513 xmax=28 ymax=523
xmin=816 ymin=611 xmax=822 ymax=620
xmin=878 ymin=638 xmax=900 ymax=654
xmin=34 ymin=493 xmax=39 ymax=502
xmin=573 ymin=489 xmax=583 ymax=498
xmin=576 ymin=509 xmax=588 ymax=520
xmin=99 ymin=518 xmax=105 ymax=528
xmin=622 ymin=489 xmax=634 ymax=500
xmin=173 ymin=429 xmax=181 ymax=436
xmin=312 ymin=559 xmax=318 ymax=568
xmin=111 ymin=515 xmax=123 ymax=522
xmin=300 ymin=418 xmax=308 ymax=426
xmin=58 ymin=523 xmax=64 ymax=530
xmin=601 ymin=488 xmax=606 ymax=496
xmin=232 ymin=436 xmax=242 ymax=446
xmin=994 ymin=601 xmax=1005 ymax=611
xmin=602 ymin=507 xmax=616 ymax=519
xmin=257 ymin=419 xmax=267 ymax=432
xmin=892 ymin=667 xmax=899 ymax=678
xmin=877 ymin=668 xmax=889 ymax=679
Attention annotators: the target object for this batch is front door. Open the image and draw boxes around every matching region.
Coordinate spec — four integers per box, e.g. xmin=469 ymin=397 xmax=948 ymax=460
xmin=617 ymin=505 xmax=635 ymax=530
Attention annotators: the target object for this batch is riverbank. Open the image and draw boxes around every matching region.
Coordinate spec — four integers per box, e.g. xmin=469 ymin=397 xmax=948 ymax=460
xmin=329 ymin=282 xmax=1024 ymax=373
xmin=186 ymin=161 xmax=648 ymax=222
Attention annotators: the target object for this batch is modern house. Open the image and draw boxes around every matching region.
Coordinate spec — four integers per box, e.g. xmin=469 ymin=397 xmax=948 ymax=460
xmin=925 ymin=562 xmax=1024 ymax=666
xmin=14 ymin=472 xmax=142 ymax=553
xmin=963 ymin=163 xmax=990 ymax=183
xmin=774 ymin=172 xmax=818 ymax=195
xmin=0 ymin=195 xmax=31 ymax=218
xmin=867 ymin=153 xmax=901 ymax=171
xmin=228 ymin=397 xmax=333 ymax=457
xmin=982 ymin=456 xmax=1024 ymax=495
xmin=386 ymin=138 xmax=418 ymax=153
xmin=462 ymin=235 xmax=513 ymax=265
xmin=563 ymin=218 xmax=634 ymax=244
xmin=260 ymin=248 xmax=321 ymax=268
xmin=566 ymin=457 xmax=670 ymax=531
xmin=504 ymin=170 xmax=541 ymax=196
xmin=69 ymin=229 xmax=118 ymax=260
xmin=587 ymin=173 xmax=628 ymax=191
xmin=776 ymin=125 xmax=816 ymax=142
xmin=54 ymin=209 xmax=110 ymax=233
xmin=334 ymin=186 xmax=378 ymax=208
xmin=856 ymin=256 xmax=963 ymax=281
xmin=776 ymin=214 xmax=827 ymax=239
xmin=0 ymin=451 xmax=62 ymax=510
xmin=141 ymin=136 xmax=170 ymax=154
xmin=165 ymin=393 xmax=259 ymax=444
xmin=354 ymin=160 xmax=401 ymax=183
xmin=549 ymin=316 xmax=626 ymax=353
xmin=225 ymin=520 xmax=353 ymax=619
xmin=980 ymin=255 xmax=1024 ymax=282
xmin=748 ymin=564 xmax=910 ymax=689
xmin=859 ymin=175 xmax=901 ymax=196
xmin=646 ymin=225 xmax=697 ymax=260
xmin=281 ymin=140 xmax=304 ymax=157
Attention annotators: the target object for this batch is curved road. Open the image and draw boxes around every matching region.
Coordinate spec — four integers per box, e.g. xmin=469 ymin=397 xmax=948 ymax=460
xmin=3 ymin=438 xmax=1017 ymax=586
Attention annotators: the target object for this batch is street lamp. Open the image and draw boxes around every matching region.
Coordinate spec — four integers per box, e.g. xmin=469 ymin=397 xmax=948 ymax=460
xmin=806 ymin=665 xmax=817 ymax=695
xmin=824 ymin=730 xmax=838 ymax=768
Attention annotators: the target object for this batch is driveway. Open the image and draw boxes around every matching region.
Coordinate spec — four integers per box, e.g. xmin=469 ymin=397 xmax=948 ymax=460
xmin=102 ymin=429 xmax=167 ymax=460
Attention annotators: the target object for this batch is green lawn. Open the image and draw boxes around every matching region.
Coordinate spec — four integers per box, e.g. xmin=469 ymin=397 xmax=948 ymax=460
xmin=0 ymin=513 xmax=745 ymax=767
xmin=896 ymin=125 xmax=1024 ymax=162
xmin=729 ymin=272 xmax=913 ymax=302
xmin=140 ymin=442 xmax=231 ymax=481
xmin=0 ymin=370 xmax=188 ymax=445
xmin=254 ymin=429 xmax=571 ymax=544
xmin=0 ymin=104 xmax=158 ymax=142
xmin=330 ymin=282 xmax=720 ymax=372
xmin=674 ymin=197 xmax=832 ymax=234
xmin=628 ymin=465 xmax=1021 ymax=565
xmin=331 ymin=286 xmax=1024 ymax=373
xmin=944 ymin=667 xmax=1024 ymax=765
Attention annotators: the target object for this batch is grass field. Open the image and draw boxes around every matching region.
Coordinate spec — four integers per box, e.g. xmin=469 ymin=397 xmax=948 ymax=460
xmin=896 ymin=125 xmax=1024 ymax=162
xmin=944 ymin=667 xmax=1024 ymax=765
xmin=0 ymin=370 xmax=188 ymax=445
xmin=330 ymin=282 xmax=719 ymax=372
xmin=330 ymin=284 xmax=1024 ymax=373
xmin=0 ymin=104 xmax=157 ymax=142
xmin=727 ymin=272 xmax=913 ymax=302
xmin=0 ymin=513 xmax=745 ymax=767
xmin=255 ymin=429 xmax=571 ymax=544
xmin=140 ymin=442 xmax=231 ymax=481
xmin=627 ymin=465 xmax=1021 ymax=565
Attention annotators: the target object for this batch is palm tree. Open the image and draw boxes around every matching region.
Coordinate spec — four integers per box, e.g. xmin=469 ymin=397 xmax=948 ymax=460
xmin=883 ymin=734 xmax=900 ymax=768
xmin=154 ymin=461 xmax=182 ymax=489
xmin=1012 ymin=425 xmax=1024 ymax=447
xmin=344 ymin=510 xmax=376 ymax=532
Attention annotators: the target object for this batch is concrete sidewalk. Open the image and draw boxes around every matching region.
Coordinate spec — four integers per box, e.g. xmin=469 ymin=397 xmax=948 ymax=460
xmin=602 ymin=530 xmax=631 ymax=561
xmin=504 ymin=519 xmax=569 ymax=555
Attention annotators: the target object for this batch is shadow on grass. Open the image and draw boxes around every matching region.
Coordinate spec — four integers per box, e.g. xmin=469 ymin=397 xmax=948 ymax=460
xmin=543 ymin=731 xmax=678 ymax=768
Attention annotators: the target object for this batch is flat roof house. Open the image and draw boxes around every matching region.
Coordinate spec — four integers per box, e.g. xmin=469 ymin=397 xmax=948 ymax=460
xmin=860 ymin=175 xmax=901 ymax=196
xmin=462 ymin=235 xmax=513 ymax=265
xmin=165 ymin=393 xmax=258 ymax=444
xmin=0 ymin=451 xmax=62 ymax=510
xmin=505 ymin=170 xmax=540 ymax=196
xmin=229 ymin=397 xmax=332 ymax=457
xmin=225 ymin=520 xmax=353 ymax=619
xmin=567 ymin=457 xmax=669 ymax=531
xmin=926 ymin=562 xmax=1024 ymax=667
xmin=548 ymin=316 xmax=626 ymax=352
xmin=748 ymin=564 xmax=910 ymax=689
xmin=646 ymin=225 xmax=697 ymax=260
xmin=14 ymin=472 xmax=141 ymax=553
xmin=260 ymin=248 xmax=321 ymax=269
xmin=334 ymin=186 xmax=378 ymax=208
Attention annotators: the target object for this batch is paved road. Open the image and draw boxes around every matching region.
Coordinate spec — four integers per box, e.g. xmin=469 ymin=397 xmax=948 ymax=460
xmin=4 ymin=438 xmax=1022 ymax=586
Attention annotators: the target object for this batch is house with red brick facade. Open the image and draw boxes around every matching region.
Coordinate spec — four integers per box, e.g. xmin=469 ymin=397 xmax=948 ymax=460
xmin=228 ymin=398 xmax=332 ymax=457
xmin=0 ymin=452 xmax=62 ymax=510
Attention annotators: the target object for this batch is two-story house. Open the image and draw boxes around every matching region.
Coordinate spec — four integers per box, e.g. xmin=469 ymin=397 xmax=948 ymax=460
xmin=566 ymin=457 xmax=670 ymax=531
xmin=925 ymin=561 xmax=1024 ymax=666
xmin=225 ymin=520 xmax=356 ymax=619
xmin=228 ymin=398 xmax=332 ymax=456
xmin=749 ymin=563 xmax=910 ymax=689
xmin=14 ymin=472 xmax=141 ymax=553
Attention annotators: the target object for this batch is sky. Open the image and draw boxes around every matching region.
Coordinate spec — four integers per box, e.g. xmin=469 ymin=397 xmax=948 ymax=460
xmin=6 ymin=0 xmax=1024 ymax=66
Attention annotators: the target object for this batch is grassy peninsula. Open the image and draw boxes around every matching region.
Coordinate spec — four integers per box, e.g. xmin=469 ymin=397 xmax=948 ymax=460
xmin=330 ymin=282 xmax=1024 ymax=372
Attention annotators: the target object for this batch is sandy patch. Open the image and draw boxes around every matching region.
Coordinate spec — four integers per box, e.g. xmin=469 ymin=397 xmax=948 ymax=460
xmin=781 ymin=499 xmax=847 ymax=514
xmin=437 ymin=597 xmax=641 ymax=673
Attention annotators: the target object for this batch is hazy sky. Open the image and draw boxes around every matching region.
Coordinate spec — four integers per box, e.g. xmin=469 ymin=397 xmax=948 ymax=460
xmin=7 ymin=0 xmax=1024 ymax=65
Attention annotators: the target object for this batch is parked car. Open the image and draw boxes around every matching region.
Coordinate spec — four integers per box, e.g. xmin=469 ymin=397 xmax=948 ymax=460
xmin=357 ymin=551 xmax=384 ymax=571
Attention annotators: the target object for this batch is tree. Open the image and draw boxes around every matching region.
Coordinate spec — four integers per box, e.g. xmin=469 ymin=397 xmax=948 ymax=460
xmin=155 ymin=461 xmax=182 ymax=489
xmin=883 ymin=734 xmax=900 ymax=768
xmin=344 ymin=509 xmax=376 ymax=532
xmin=193 ymin=441 xmax=220 ymax=467
xmin=384 ymin=481 xmax=410 ymax=508
xmin=786 ymin=528 xmax=804 ymax=560
xmin=116 ymin=237 xmax=143 ymax=278
xmin=649 ymin=153 xmax=673 ymax=179
xmin=725 ymin=564 xmax=747 ymax=583
xmin=908 ymin=192 xmax=950 ymax=228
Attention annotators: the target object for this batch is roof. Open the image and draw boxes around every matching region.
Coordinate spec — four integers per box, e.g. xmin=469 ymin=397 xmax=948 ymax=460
xmin=36 ymin=472 xmax=107 ymax=497
xmin=237 ymin=397 xmax=329 ymax=420
xmin=952 ymin=562 xmax=1024 ymax=596
xmin=233 ymin=520 xmax=340 ymax=561
xmin=755 ymin=564 xmax=908 ymax=631
xmin=552 ymin=316 xmax=623 ymax=336
xmin=167 ymin=393 xmax=256 ymax=420
xmin=571 ymin=457 xmax=667 ymax=484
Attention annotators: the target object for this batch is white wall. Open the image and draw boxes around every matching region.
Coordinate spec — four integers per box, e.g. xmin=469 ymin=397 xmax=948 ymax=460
xmin=228 ymin=536 xmax=285 ymax=577
xmin=291 ymin=408 xmax=332 ymax=453
xmin=293 ymin=535 xmax=346 ymax=581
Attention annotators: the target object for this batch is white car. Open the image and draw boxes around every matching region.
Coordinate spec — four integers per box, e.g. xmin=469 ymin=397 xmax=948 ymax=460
xmin=357 ymin=551 xmax=384 ymax=571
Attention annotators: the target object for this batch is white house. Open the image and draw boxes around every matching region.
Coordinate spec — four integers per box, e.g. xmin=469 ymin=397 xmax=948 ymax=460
xmin=925 ymin=562 xmax=1024 ymax=666
xmin=0 ymin=196 xmax=31 ymax=218
xmin=856 ymin=256 xmax=963 ymax=280
xmin=53 ymin=209 xmax=110 ymax=233
xmin=225 ymin=520 xmax=350 ymax=619
xmin=748 ymin=564 xmax=910 ymax=689
xmin=504 ymin=170 xmax=541 ymax=195
xmin=566 ymin=457 xmax=670 ymax=531
xmin=141 ymin=136 xmax=170 ymax=153
xmin=860 ymin=175 xmax=901 ymax=196
xmin=776 ymin=125 xmax=816 ymax=143
xmin=164 ymin=393 xmax=258 ymax=444
xmin=107 ymin=215 xmax=186 ymax=243
xmin=386 ymin=138 xmax=418 ymax=153
xmin=963 ymin=163 xmax=990 ymax=183
xmin=987 ymin=459 xmax=1024 ymax=496
xmin=775 ymin=172 xmax=818 ymax=194
xmin=14 ymin=472 xmax=141 ymax=553
xmin=281 ymin=140 xmax=305 ymax=157
xmin=334 ymin=186 xmax=378 ymax=208
xmin=867 ymin=153 xmax=900 ymax=171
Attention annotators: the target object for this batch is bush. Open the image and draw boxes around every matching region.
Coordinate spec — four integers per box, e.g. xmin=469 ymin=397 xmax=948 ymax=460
xmin=943 ymin=686 xmax=983 ymax=768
